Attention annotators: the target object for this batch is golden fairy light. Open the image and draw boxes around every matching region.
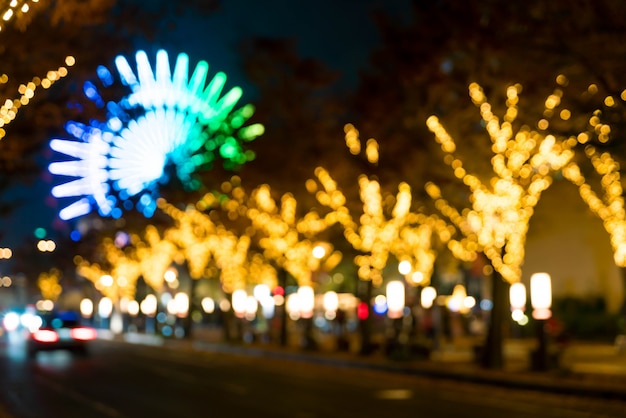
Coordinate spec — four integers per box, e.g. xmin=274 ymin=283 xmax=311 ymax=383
xmin=392 ymin=213 xmax=458 ymax=286
xmin=158 ymin=197 xmax=279 ymax=294
xmin=313 ymin=125 xmax=460 ymax=288
xmin=247 ymin=183 xmax=341 ymax=287
xmin=37 ymin=267 xmax=62 ymax=302
xmin=559 ymin=85 xmax=626 ymax=268
xmin=0 ymin=0 xmax=41 ymax=32
xmin=194 ymin=177 xmax=340 ymax=289
xmin=0 ymin=2 xmax=73 ymax=141
xmin=562 ymin=144 xmax=626 ymax=267
xmin=136 ymin=225 xmax=182 ymax=291
xmin=426 ymin=81 xmax=577 ymax=283
xmin=0 ymin=58 xmax=75 ymax=142
xmin=75 ymin=238 xmax=142 ymax=302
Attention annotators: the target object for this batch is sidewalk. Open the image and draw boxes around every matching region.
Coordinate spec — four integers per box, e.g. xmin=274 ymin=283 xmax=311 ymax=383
xmin=101 ymin=330 xmax=626 ymax=400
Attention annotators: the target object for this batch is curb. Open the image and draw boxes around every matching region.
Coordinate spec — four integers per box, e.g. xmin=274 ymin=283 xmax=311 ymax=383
xmin=190 ymin=341 xmax=626 ymax=400
xmin=99 ymin=334 xmax=626 ymax=400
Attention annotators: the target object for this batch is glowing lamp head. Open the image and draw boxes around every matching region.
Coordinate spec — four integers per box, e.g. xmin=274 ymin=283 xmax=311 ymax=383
xmin=297 ymin=286 xmax=315 ymax=319
xmin=232 ymin=289 xmax=247 ymax=318
xmin=509 ymin=282 xmax=527 ymax=311
xmin=530 ymin=273 xmax=552 ymax=320
xmin=323 ymin=291 xmax=339 ymax=312
xmin=386 ymin=281 xmax=405 ymax=319
xmin=420 ymin=286 xmax=437 ymax=309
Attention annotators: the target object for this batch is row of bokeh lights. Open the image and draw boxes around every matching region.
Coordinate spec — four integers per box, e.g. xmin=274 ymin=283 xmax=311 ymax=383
xmin=0 ymin=0 xmax=39 ymax=31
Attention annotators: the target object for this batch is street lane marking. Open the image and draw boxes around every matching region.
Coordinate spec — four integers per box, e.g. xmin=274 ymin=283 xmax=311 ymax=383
xmin=374 ymin=389 xmax=413 ymax=400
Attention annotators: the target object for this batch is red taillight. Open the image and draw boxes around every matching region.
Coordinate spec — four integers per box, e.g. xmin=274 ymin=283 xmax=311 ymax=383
xmin=70 ymin=327 xmax=97 ymax=341
xmin=357 ymin=301 xmax=369 ymax=320
xmin=32 ymin=329 xmax=59 ymax=343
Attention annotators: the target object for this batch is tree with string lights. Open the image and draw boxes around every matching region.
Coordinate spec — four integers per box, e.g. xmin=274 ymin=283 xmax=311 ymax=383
xmin=562 ymin=98 xmax=626 ymax=316
xmin=187 ymin=176 xmax=342 ymax=346
xmin=310 ymin=123 xmax=485 ymax=356
xmin=424 ymin=80 xmax=579 ymax=369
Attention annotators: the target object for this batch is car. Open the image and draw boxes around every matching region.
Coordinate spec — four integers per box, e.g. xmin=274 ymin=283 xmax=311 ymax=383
xmin=26 ymin=311 xmax=97 ymax=358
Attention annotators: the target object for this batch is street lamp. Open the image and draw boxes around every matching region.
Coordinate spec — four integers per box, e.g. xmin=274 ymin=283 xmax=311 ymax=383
xmin=298 ymin=286 xmax=315 ymax=319
xmin=232 ymin=289 xmax=248 ymax=319
xmin=127 ymin=300 xmax=140 ymax=316
xmin=509 ymin=282 xmax=527 ymax=322
xmin=244 ymin=296 xmax=258 ymax=321
xmin=140 ymin=294 xmax=157 ymax=334
xmin=386 ymin=281 xmax=405 ymax=319
xmin=98 ymin=297 xmax=113 ymax=330
xmin=254 ymin=284 xmax=275 ymax=319
xmin=530 ymin=272 xmax=552 ymax=371
xmin=323 ymin=290 xmax=344 ymax=351
xmin=420 ymin=286 xmax=437 ymax=309
xmin=530 ymin=273 xmax=552 ymax=320
xmin=201 ymin=297 xmax=216 ymax=314
xmin=323 ymin=291 xmax=339 ymax=319
xmin=298 ymin=285 xmax=316 ymax=350
xmin=80 ymin=298 xmax=94 ymax=317
xmin=420 ymin=285 xmax=441 ymax=350
xmin=386 ymin=280 xmax=406 ymax=356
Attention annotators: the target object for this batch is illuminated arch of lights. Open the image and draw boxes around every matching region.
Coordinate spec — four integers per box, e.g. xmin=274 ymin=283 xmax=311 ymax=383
xmin=48 ymin=49 xmax=264 ymax=220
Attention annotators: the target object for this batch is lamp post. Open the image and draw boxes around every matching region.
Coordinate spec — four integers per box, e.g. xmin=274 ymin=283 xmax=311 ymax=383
xmin=323 ymin=290 xmax=342 ymax=350
xmin=386 ymin=280 xmax=405 ymax=356
xmin=232 ymin=289 xmax=248 ymax=342
xmin=420 ymin=286 xmax=440 ymax=350
xmin=299 ymin=243 xmax=328 ymax=350
xmin=509 ymin=282 xmax=527 ymax=320
xmin=298 ymin=285 xmax=316 ymax=350
xmin=80 ymin=298 xmax=94 ymax=325
xmin=140 ymin=294 xmax=157 ymax=334
xmin=127 ymin=300 xmax=139 ymax=332
xmin=98 ymin=297 xmax=113 ymax=330
xmin=530 ymin=272 xmax=552 ymax=371
xmin=386 ymin=280 xmax=405 ymax=319
xmin=509 ymin=282 xmax=528 ymax=336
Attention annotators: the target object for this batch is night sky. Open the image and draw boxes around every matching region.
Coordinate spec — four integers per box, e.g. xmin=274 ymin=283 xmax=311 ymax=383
xmin=0 ymin=0 xmax=412 ymax=254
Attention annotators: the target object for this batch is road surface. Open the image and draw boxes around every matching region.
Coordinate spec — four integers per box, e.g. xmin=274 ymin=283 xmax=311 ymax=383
xmin=0 ymin=336 xmax=624 ymax=417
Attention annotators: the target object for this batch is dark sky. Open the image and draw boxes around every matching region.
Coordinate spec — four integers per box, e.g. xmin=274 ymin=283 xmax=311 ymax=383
xmin=0 ymin=0 xmax=412 ymax=259
xmin=166 ymin=0 xmax=412 ymax=94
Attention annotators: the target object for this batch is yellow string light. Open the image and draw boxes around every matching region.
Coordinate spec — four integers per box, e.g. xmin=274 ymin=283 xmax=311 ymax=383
xmin=0 ymin=0 xmax=40 ymax=32
xmin=0 ymin=56 xmax=75 ymax=141
xmin=0 ymin=1 xmax=73 ymax=141
xmin=310 ymin=125 xmax=448 ymax=288
xmin=159 ymin=197 xmax=279 ymax=294
xmin=562 ymin=143 xmax=626 ymax=267
xmin=37 ymin=267 xmax=62 ymax=302
xmin=426 ymin=82 xmax=577 ymax=283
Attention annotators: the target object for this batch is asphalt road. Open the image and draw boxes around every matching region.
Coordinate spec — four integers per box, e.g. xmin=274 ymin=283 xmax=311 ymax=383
xmin=0 ymin=336 xmax=624 ymax=418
